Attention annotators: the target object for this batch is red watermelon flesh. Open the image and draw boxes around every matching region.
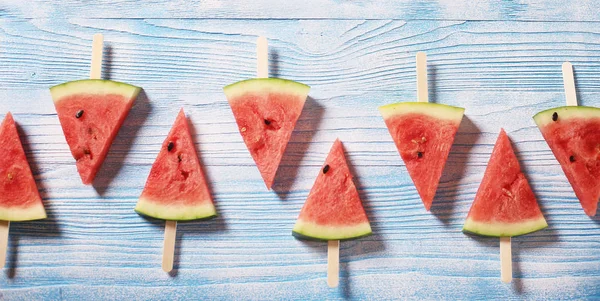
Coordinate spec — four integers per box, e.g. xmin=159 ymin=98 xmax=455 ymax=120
xmin=50 ymin=79 xmax=141 ymax=184
xmin=292 ymin=139 xmax=371 ymax=241
xmin=0 ymin=113 xmax=46 ymax=221
xmin=379 ymin=102 xmax=464 ymax=210
xmin=224 ymin=78 xmax=309 ymax=189
xmin=463 ymin=129 xmax=547 ymax=237
xmin=135 ymin=109 xmax=216 ymax=221
xmin=533 ymin=106 xmax=600 ymax=216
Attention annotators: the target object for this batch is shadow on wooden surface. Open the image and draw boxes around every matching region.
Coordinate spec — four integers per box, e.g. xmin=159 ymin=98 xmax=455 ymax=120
xmin=345 ymin=143 xmax=387 ymax=255
xmin=7 ymin=123 xmax=62 ymax=279
xmin=572 ymin=66 xmax=582 ymax=106
xmin=341 ymin=141 xmax=388 ymax=298
xmin=428 ymin=64 xmax=437 ymax=104
xmin=340 ymin=261 xmax=352 ymax=298
xmin=431 ymin=115 xmax=481 ymax=225
xmin=103 ymin=44 xmax=113 ymax=80
xmin=512 ymin=226 xmax=560 ymax=294
xmin=184 ymin=110 xmax=229 ymax=232
xmin=6 ymin=234 xmax=18 ymax=279
xmin=186 ymin=111 xmax=225 ymax=227
xmin=273 ymin=96 xmax=324 ymax=200
xmin=93 ymin=89 xmax=152 ymax=195
xmin=269 ymin=49 xmax=279 ymax=78
xmin=169 ymin=228 xmax=182 ymax=278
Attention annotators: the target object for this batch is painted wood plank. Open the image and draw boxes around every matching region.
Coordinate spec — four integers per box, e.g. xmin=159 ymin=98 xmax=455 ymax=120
xmin=1 ymin=0 xmax=600 ymax=22
xmin=2 ymin=19 xmax=600 ymax=94
xmin=0 ymin=14 xmax=599 ymax=301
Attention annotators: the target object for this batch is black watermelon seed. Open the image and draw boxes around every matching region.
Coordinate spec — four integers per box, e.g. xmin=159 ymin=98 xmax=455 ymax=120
xmin=264 ymin=119 xmax=271 ymax=125
xmin=417 ymin=152 xmax=423 ymax=158
xmin=76 ymin=110 xmax=84 ymax=119
xmin=570 ymin=155 xmax=576 ymax=162
xmin=167 ymin=142 xmax=174 ymax=152
xmin=323 ymin=164 xmax=330 ymax=174
xmin=552 ymin=112 xmax=558 ymax=121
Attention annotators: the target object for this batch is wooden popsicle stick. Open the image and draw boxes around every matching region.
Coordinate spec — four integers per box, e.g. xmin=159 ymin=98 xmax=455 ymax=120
xmin=562 ymin=62 xmax=578 ymax=106
xmin=0 ymin=221 xmax=9 ymax=267
xmin=257 ymin=36 xmax=268 ymax=78
xmin=162 ymin=220 xmax=177 ymax=272
xmin=500 ymin=236 xmax=512 ymax=283
xmin=327 ymin=240 xmax=340 ymax=288
xmin=416 ymin=52 xmax=429 ymax=103
xmin=90 ymin=33 xmax=104 ymax=79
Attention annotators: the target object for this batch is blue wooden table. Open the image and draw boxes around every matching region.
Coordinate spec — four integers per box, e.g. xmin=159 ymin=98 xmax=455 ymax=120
xmin=1 ymin=1 xmax=599 ymax=300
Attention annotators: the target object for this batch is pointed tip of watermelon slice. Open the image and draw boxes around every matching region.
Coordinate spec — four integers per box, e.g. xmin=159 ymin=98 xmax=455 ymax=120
xmin=423 ymin=200 xmax=432 ymax=211
xmin=584 ymin=206 xmax=597 ymax=217
xmin=176 ymin=108 xmax=187 ymax=123
xmin=499 ymin=127 xmax=507 ymax=136
xmin=264 ymin=177 xmax=274 ymax=190
xmin=4 ymin=111 xmax=13 ymax=121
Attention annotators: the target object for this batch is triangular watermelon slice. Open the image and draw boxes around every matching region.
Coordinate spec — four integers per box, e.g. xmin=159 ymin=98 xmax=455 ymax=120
xmin=534 ymin=106 xmax=600 ymax=216
xmin=223 ymin=78 xmax=310 ymax=189
xmin=49 ymin=79 xmax=141 ymax=184
xmin=135 ymin=109 xmax=216 ymax=221
xmin=0 ymin=113 xmax=46 ymax=221
xmin=292 ymin=139 xmax=371 ymax=241
xmin=379 ymin=102 xmax=464 ymax=210
xmin=463 ymin=129 xmax=547 ymax=237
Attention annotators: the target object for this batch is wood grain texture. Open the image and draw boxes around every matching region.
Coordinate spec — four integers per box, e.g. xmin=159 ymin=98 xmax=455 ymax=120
xmin=1 ymin=5 xmax=600 ymax=301
xmin=1 ymin=0 xmax=600 ymax=21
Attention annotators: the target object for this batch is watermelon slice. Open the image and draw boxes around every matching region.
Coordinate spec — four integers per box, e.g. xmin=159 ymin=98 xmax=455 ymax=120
xmin=533 ymin=106 xmax=600 ymax=216
xmin=135 ymin=109 xmax=216 ymax=221
xmin=378 ymin=102 xmax=464 ymax=210
xmin=463 ymin=129 xmax=547 ymax=237
xmin=0 ymin=113 xmax=46 ymax=221
xmin=223 ymin=78 xmax=310 ymax=189
xmin=49 ymin=79 xmax=141 ymax=184
xmin=293 ymin=139 xmax=371 ymax=241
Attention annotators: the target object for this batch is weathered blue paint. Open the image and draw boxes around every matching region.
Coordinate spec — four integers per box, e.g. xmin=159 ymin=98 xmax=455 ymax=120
xmin=0 ymin=2 xmax=599 ymax=300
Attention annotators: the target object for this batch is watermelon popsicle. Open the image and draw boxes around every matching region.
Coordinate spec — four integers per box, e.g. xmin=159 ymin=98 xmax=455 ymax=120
xmin=378 ymin=52 xmax=465 ymax=211
xmin=292 ymin=139 xmax=372 ymax=288
xmin=49 ymin=34 xmax=141 ymax=185
xmin=463 ymin=129 xmax=548 ymax=283
xmin=135 ymin=109 xmax=217 ymax=272
xmin=533 ymin=62 xmax=600 ymax=216
xmin=223 ymin=37 xmax=310 ymax=190
xmin=0 ymin=113 xmax=47 ymax=267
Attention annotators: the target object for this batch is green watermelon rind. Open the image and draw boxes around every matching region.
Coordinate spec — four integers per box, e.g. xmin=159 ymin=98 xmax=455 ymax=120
xmin=0 ymin=204 xmax=47 ymax=222
xmin=379 ymin=102 xmax=465 ymax=121
xmin=223 ymin=78 xmax=310 ymax=100
xmin=292 ymin=219 xmax=372 ymax=241
xmin=135 ymin=197 xmax=217 ymax=221
xmin=50 ymin=79 xmax=141 ymax=103
xmin=533 ymin=106 xmax=600 ymax=127
xmin=462 ymin=217 xmax=548 ymax=237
